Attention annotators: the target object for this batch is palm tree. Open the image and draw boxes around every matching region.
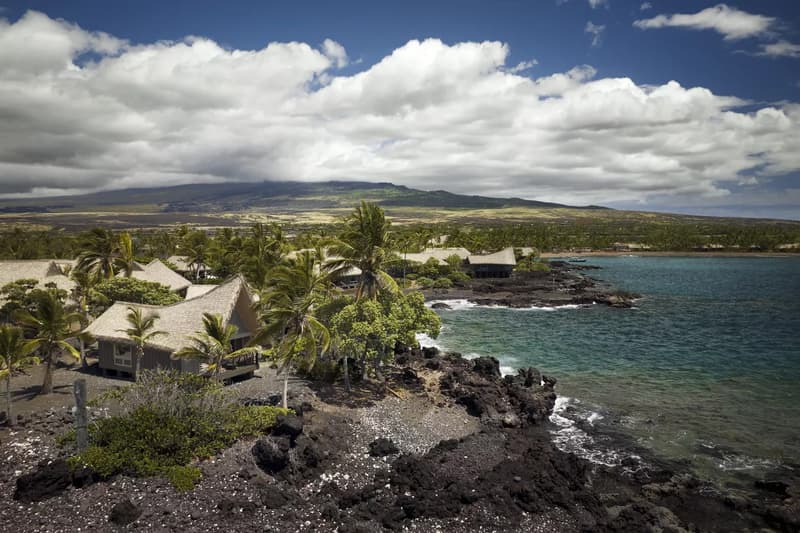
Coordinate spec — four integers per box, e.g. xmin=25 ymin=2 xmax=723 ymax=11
xmin=119 ymin=307 xmax=165 ymax=381
xmin=76 ymin=228 xmax=120 ymax=279
xmin=173 ymin=313 xmax=260 ymax=380
xmin=14 ymin=289 xmax=81 ymax=395
xmin=117 ymin=232 xmax=136 ymax=278
xmin=331 ymin=202 xmax=398 ymax=300
xmin=255 ymin=251 xmax=332 ymax=408
xmin=240 ymin=223 xmax=286 ymax=290
xmin=0 ymin=325 xmax=39 ymax=426
xmin=70 ymin=269 xmax=108 ymax=368
xmin=182 ymin=238 xmax=208 ymax=282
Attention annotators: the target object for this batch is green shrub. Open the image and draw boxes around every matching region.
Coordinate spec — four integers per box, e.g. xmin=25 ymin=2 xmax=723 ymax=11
xmin=448 ymin=271 xmax=470 ymax=283
xmin=55 ymin=429 xmax=76 ymax=448
xmin=405 ymin=273 xmax=418 ymax=281
xmin=433 ymin=277 xmax=454 ymax=289
xmin=69 ymin=371 xmax=288 ymax=491
xmin=95 ymin=277 xmax=182 ymax=307
xmin=416 ymin=277 xmax=434 ymax=289
xmin=224 ymin=405 xmax=290 ymax=437
xmin=165 ymin=465 xmax=202 ymax=492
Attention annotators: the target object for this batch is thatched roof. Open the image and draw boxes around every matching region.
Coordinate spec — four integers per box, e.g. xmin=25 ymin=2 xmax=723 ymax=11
xmin=0 ymin=260 xmax=76 ymax=295
xmin=84 ymin=275 xmax=255 ymax=352
xmin=404 ymin=247 xmax=471 ymax=266
xmin=185 ymin=284 xmax=215 ymax=299
xmin=125 ymin=259 xmax=192 ymax=292
xmin=467 ymin=247 xmax=517 ymax=266
xmin=285 ymin=249 xmax=362 ymax=278
xmin=167 ymin=255 xmax=209 ymax=272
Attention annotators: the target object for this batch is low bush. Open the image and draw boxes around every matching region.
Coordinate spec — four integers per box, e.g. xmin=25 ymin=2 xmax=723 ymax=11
xmin=165 ymin=465 xmax=202 ymax=492
xmin=433 ymin=277 xmax=454 ymax=289
xmin=448 ymin=271 xmax=471 ymax=283
xmin=68 ymin=370 xmax=288 ymax=491
xmin=416 ymin=277 xmax=434 ymax=289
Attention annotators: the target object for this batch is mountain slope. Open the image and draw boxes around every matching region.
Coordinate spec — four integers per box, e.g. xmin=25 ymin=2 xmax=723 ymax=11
xmin=0 ymin=181 xmax=603 ymax=213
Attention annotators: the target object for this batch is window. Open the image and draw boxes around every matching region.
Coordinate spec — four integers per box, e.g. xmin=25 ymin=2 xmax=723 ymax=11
xmin=230 ymin=336 xmax=250 ymax=351
xmin=113 ymin=343 xmax=132 ymax=367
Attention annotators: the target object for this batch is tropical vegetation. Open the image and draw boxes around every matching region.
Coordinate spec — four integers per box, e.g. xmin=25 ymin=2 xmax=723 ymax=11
xmin=173 ymin=313 xmax=260 ymax=379
xmin=120 ymin=306 xmax=165 ymax=381
xmin=66 ymin=371 xmax=288 ymax=490
xmin=13 ymin=289 xmax=81 ymax=394
xmin=0 ymin=324 xmax=39 ymax=425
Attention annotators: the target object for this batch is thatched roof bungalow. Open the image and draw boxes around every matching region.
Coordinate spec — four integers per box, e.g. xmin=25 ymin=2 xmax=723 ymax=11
xmin=126 ymin=259 xmax=192 ymax=294
xmin=403 ymin=247 xmax=471 ymax=266
xmin=467 ymin=247 xmax=516 ymax=278
xmin=167 ymin=255 xmax=212 ymax=280
xmin=84 ymin=275 xmax=259 ymax=380
xmin=0 ymin=260 xmax=76 ymax=299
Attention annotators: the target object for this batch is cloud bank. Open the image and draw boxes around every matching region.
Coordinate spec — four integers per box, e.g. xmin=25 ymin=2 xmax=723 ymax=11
xmin=1 ymin=10 xmax=799 ymax=211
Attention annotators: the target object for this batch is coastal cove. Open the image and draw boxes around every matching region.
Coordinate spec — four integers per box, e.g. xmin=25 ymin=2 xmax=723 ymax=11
xmin=422 ymin=256 xmax=800 ymax=488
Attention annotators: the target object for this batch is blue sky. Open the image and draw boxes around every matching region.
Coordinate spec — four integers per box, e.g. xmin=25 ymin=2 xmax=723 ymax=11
xmin=1 ymin=1 xmax=798 ymax=218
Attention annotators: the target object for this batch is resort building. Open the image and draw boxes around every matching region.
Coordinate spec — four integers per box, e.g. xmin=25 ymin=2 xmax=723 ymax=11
xmin=403 ymin=247 xmax=471 ymax=266
xmin=611 ymin=242 xmax=652 ymax=252
xmin=126 ymin=259 xmax=192 ymax=295
xmin=167 ymin=255 xmax=212 ymax=280
xmin=84 ymin=275 xmax=260 ymax=380
xmin=285 ymin=248 xmax=362 ymax=289
xmin=0 ymin=260 xmax=76 ymax=298
xmin=467 ymin=247 xmax=517 ymax=278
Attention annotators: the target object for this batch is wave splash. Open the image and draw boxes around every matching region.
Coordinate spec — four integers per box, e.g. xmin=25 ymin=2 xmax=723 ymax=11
xmin=426 ymin=299 xmax=584 ymax=312
xmin=549 ymin=396 xmax=632 ymax=468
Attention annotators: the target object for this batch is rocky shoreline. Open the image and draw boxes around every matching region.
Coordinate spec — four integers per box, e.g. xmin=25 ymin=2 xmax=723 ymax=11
xmin=2 ymin=349 xmax=799 ymax=532
xmin=424 ymin=261 xmax=639 ymax=309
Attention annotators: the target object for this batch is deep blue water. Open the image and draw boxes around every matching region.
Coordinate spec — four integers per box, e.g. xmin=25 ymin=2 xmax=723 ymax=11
xmin=424 ymin=257 xmax=800 ymax=484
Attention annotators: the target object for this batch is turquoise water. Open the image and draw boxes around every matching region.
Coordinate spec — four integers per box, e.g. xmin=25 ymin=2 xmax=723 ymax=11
xmin=425 ymin=257 xmax=800 ymax=485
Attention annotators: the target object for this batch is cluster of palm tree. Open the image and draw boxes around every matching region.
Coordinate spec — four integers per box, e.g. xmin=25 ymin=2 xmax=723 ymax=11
xmin=252 ymin=202 xmax=401 ymax=404
xmin=76 ymin=229 xmax=136 ymax=280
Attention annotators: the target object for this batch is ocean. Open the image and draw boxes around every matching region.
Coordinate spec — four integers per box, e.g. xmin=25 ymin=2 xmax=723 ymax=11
xmin=420 ymin=256 xmax=800 ymax=488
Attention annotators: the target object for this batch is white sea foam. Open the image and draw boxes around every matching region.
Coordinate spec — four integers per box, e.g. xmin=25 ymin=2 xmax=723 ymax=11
xmin=549 ymin=396 xmax=623 ymax=467
xmin=425 ymin=299 xmax=479 ymax=310
xmin=426 ymin=299 xmax=585 ymax=312
xmin=718 ymin=454 xmax=778 ymax=472
xmin=415 ymin=333 xmax=444 ymax=350
xmin=499 ymin=366 xmax=516 ymax=377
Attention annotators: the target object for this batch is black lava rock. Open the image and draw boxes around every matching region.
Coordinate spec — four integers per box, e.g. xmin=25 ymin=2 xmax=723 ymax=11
xmin=252 ymin=437 xmax=289 ymax=474
xmin=258 ymin=484 xmax=294 ymax=509
xmin=217 ymin=498 xmax=258 ymax=517
xmin=271 ymin=414 xmax=304 ymax=443
xmin=14 ymin=459 xmax=72 ymax=502
xmin=108 ymin=499 xmax=142 ymax=526
xmin=472 ymin=356 xmax=501 ymax=379
xmin=71 ymin=465 xmax=100 ymax=488
xmin=369 ymin=438 xmax=400 ymax=457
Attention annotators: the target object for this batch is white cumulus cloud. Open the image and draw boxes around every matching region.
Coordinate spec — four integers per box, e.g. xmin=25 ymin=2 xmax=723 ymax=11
xmin=0 ymin=10 xmax=799 ymax=212
xmin=634 ymin=4 xmax=775 ymax=41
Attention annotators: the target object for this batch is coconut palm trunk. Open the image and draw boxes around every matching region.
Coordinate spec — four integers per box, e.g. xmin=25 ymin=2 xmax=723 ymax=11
xmin=41 ymin=347 xmax=55 ymax=395
xmin=134 ymin=345 xmax=143 ymax=382
xmin=5 ymin=373 xmax=12 ymax=427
